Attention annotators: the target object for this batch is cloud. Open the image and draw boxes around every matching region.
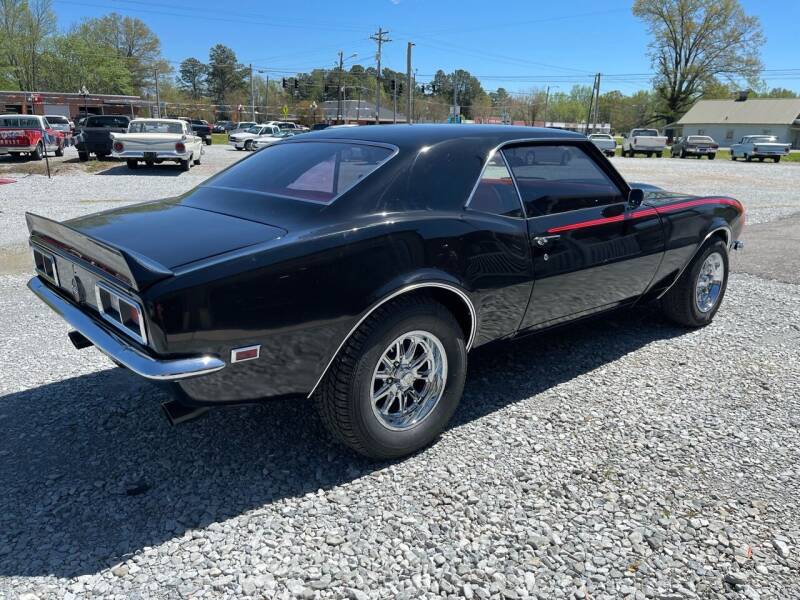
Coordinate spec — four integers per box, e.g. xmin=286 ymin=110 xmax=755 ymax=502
xmin=389 ymin=0 xmax=401 ymax=4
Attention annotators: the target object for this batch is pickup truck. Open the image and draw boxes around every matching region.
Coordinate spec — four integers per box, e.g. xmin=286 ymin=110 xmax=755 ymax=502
xmin=588 ymin=133 xmax=616 ymax=157
xmin=111 ymin=118 xmax=203 ymax=171
xmin=621 ymin=128 xmax=667 ymax=157
xmin=730 ymin=135 xmax=791 ymax=163
xmin=178 ymin=118 xmax=213 ymax=145
xmin=0 ymin=114 xmax=64 ymax=160
xmin=75 ymin=115 xmax=131 ymax=161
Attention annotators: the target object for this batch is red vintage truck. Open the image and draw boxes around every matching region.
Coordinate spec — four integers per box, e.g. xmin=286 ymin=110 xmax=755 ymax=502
xmin=0 ymin=114 xmax=65 ymax=160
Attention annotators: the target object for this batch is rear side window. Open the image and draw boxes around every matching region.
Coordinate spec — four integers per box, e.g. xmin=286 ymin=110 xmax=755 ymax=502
xmin=0 ymin=116 xmax=40 ymax=128
xmin=207 ymin=141 xmax=394 ymax=204
xmin=467 ymin=152 xmax=523 ymax=218
xmin=502 ymin=145 xmax=623 ymax=217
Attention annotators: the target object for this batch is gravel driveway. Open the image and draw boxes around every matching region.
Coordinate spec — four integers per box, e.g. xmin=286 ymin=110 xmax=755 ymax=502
xmin=1 ymin=152 xmax=798 ymax=599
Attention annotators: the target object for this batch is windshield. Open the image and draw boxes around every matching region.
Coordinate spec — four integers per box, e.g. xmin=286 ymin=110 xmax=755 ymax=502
xmin=590 ymin=134 xmax=612 ymax=140
xmin=46 ymin=116 xmax=69 ymax=124
xmin=129 ymin=121 xmax=184 ymax=134
xmin=247 ymin=126 xmax=262 ymax=133
xmin=207 ymin=141 xmax=394 ymax=204
xmin=631 ymin=129 xmax=659 ymax=137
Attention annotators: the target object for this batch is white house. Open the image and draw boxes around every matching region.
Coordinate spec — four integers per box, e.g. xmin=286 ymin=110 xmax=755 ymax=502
xmin=676 ymin=98 xmax=800 ymax=148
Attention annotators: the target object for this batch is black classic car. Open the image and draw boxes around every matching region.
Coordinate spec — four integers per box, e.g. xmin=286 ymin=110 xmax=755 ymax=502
xmin=26 ymin=125 xmax=744 ymax=459
xmin=670 ymin=135 xmax=720 ymax=160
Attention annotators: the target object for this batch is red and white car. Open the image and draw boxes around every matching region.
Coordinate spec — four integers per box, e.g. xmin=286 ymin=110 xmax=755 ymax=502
xmin=0 ymin=114 xmax=65 ymax=160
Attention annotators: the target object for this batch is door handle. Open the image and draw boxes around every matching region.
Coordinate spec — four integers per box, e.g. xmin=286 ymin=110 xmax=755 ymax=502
xmin=531 ymin=234 xmax=561 ymax=247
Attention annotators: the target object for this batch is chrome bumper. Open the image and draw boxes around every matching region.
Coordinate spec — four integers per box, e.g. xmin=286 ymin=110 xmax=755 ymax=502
xmin=28 ymin=277 xmax=225 ymax=381
xmin=113 ymin=150 xmax=190 ymax=160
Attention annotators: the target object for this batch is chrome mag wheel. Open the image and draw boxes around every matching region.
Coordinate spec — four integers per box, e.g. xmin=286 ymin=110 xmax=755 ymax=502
xmin=370 ymin=330 xmax=448 ymax=431
xmin=695 ymin=251 xmax=725 ymax=313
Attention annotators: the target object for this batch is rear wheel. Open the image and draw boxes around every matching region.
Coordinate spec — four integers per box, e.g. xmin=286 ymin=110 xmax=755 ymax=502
xmin=126 ymin=159 xmax=138 ymax=169
xmin=204 ymin=137 xmax=212 ymax=146
xmin=745 ymin=154 xmax=752 ymax=162
xmin=180 ymin=158 xmax=190 ymax=171
xmin=316 ymin=296 xmax=467 ymax=459
xmin=773 ymin=156 xmax=781 ymax=163
xmin=54 ymin=143 xmax=64 ymax=157
xmin=193 ymin=154 xmax=201 ymax=165
xmin=708 ymin=153 xmax=716 ymax=160
xmin=78 ymin=151 xmax=89 ymax=162
xmin=31 ymin=143 xmax=43 ymax=161
xmin=661 ymin=238 xmax=729 ymax=328
xmin=680 ymin=149 xmax=686 ymax=158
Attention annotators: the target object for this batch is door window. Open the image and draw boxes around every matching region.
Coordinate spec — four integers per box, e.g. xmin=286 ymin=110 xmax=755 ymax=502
xmin=466 ymin=151 xmax=524 ymax=218
xmin=502 ymin=144 xmax=624 ymax=217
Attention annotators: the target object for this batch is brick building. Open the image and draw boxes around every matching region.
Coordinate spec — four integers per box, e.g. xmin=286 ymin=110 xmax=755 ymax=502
xmin=0 ymin=91 xmax=151 ymax=120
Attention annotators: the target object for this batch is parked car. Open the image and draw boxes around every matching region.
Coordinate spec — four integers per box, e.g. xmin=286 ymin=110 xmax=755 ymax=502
xmin=670 ymin=135 xmax=719 ymax=159
xmin=228 ymin=121 xmax=258 ymax=136
xmin=213 ymin=121 xmax=233 ymax=133
xmin=730 ymin=135 xmax=791 ymax=163
xmin=44 ymin=114 xmax=74 ymax=134
xmin=0 ymin=114 xmax=64 ymax=160
xmin=110 ymin=118 xmax=203 ymax=171
xmin=311 ymin=123 xmax=330 ymax=131
xmin=177 ymin=118 xmax=213 ymax=146
xmin=229 ymin=124 xmax=280 ymax=150
xmin=75 ymin=115 xmax=130 ymax=161
xmin=621 ymin=128 xmax=667 ymax=157
xmin=588 ymin=133 xmax=616 ymax=157
xmin=25 ymin=125 xmax=744 ymax=459
xmin=251 ymin=130 xmax=300 ymax=150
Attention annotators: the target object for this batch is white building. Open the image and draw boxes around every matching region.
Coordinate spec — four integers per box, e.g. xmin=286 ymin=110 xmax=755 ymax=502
xmin=676 ymin=98 xmax=800 ymax=148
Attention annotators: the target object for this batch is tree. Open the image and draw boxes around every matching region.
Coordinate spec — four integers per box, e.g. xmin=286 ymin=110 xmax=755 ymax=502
xmin=77 ymin=12 xmax=162 ymax=93
xmin=39 ymin=33 xmax=132 ymax=94
xmin=633 ymin=0 xmax=764 ymax=123
xmin=178 ymin=58 xmax=208 ymax=99
xmin=206 ymin=44 xmax=246 ymax=106
xmin=0 ymin=0 xmax=56 ymax=90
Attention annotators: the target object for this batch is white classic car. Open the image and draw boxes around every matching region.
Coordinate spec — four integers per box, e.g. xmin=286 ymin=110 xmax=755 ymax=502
xmin=251 ymin=130 xmax=301 ymax=150
xmin=588 ymin=133 xmax=616 ymax=157
xmin=730 ymin=135 xmax=791 ymax=163
xmin=229 ymin=124 xmax=280 ymax=150
xmin=111 ymin=119 xmax=203 ymax=171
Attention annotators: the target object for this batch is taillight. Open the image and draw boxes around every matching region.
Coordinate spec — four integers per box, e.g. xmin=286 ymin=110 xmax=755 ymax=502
xmin=94 ymin=282 xmax=147 ymax=345
xmin=113 ymin=141 xmax=124 ymax=152
xmin=32 ymin=245 xmax=59 ymax=285
xmin=175 ymin=142 xmax=186 ymax=153
xmin=19 ymin=136 xmax=29 ymax=145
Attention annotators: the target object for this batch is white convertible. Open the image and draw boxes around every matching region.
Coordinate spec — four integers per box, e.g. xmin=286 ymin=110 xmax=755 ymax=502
xmin=111 ymin=118 xmax=203 ymax=171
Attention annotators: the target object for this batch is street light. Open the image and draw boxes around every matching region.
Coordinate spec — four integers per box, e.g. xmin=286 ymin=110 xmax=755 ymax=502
xmin=79 ymin=85 xmax=89 ymax=120
xmin=336 ymin=52 xmax=358 ymax=123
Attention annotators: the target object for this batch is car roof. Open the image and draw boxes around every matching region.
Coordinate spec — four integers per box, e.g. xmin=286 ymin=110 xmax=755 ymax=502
xmin=302 ymin=124 xmax=585 ymax=151
xmin=130 ymin=118 xmax=185 ymax=125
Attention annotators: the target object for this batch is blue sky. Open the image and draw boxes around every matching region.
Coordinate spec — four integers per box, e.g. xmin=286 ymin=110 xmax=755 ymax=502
xmin=53 ymin=0 xmax=800 ymax=95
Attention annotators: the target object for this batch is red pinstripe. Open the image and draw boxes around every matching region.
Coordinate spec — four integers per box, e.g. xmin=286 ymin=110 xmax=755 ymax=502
xmin=546 ymin=197 xmax=743 ymax=234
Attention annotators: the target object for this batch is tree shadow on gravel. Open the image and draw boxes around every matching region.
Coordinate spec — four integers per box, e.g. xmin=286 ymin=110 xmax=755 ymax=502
xmin=0 ymin=304 xmax=685 ymax=578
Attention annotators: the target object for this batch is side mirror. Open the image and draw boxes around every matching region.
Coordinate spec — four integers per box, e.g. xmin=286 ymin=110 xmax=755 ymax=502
xmin=628 ymin=188 xmax=645 ymax=208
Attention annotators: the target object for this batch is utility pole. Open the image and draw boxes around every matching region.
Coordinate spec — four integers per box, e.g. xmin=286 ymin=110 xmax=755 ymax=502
xmin=370 ymin=27 xmax=391 ymax=124
xmin=357 ymin=86 xmax=362 ymax=122
xmin=592 ymin=73 xmax=602 ymax=133
xmin=154 ymin=69 xmax=160 ymax=118
xmin=264 ymin=75 xmax=269 ymax=121
xmin=392 ymin=79 xmax=397 ymax=124
xmin=250 ymin=64 xmax=256 ymax=122
xmin=406 ymin=42 xmax=414 ymax=124
xmin=585 ymin=73 xmax=600 ymax=134
xmin=337 ymin=51 xmax=344 ymax=124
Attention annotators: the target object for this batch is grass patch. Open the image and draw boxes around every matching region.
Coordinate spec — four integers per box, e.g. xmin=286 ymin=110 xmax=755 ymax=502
xmin=211 ymin=133 xmax=228 ymax=145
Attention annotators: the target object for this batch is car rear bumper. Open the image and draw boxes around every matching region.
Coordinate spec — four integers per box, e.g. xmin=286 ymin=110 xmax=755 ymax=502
xmin=28 ymin=276 xmax=225 ymax=381
xmin=113 ymin=150 xmax=192 ymax=160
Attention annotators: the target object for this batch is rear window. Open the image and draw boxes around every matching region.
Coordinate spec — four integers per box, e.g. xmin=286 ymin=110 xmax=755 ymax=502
xmin=631 ymin=129 xmax=659 ymax=137
xmin=207 ymin=141 xmax=394 ymax=204
xmin=0 ymin=116 xmax=41 ymax=128
xmin=45 ymin=115 xmax=69 ymax=124
xmin=129 ymin=121 xmax=184 ymax=134
xmin=86 ymin=116 xmax=130 ymax=128
xmin=688 ymin=136 xmax=713 ymax=143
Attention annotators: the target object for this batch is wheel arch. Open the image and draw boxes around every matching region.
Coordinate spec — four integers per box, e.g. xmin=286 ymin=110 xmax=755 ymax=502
xmin=307 ymin=280 xmax=476 ymax=398
xmin=656 ymin=223 xmax=731 ymax=300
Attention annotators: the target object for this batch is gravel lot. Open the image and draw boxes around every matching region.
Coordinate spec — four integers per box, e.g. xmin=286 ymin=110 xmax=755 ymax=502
xmin=1 ymin=150 xmax=798 ymax=599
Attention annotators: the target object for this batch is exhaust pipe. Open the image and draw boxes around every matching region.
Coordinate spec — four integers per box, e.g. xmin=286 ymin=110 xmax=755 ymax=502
xmin=161 ymin=400 xmax=209 ymax=426
xmin=68 ymin=330 xmax=93 ymax=349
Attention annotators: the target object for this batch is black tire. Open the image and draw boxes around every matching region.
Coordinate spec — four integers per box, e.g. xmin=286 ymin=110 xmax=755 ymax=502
xmin=745 ymin=154 xmax=752 ymax=162
xmin=180 ymin=158 xmax=190 ymax=171
xmin=656 ymin=151 xmax=662 ymax=157
xmin=759 ymin=157 xmax=765 ymax=162
xmin=661 ymin=238 xmax=729 ymax=328
xmin=145 ymin=160 xmax=154 ymax=167
xmin=773 ymin=156 xmax=781 ymax=163
xmin=126 ymin=159 xmax=138 ymax=169
xmin=244 ymin=140 xmax=253 ymax=151
xmin=78 ymin=151 xmax=89 ymax=162
xmin=193 ymin=154 xmax=201 ymax=165
xmin=647 ymin=152 xmax=653 ymax=158
xmin=316 ymin=295 xmax=467 ymax=460
xmin=708 ymin=154 xmax=716 ymax=160
xmin=55 ymin=144 xmax=64 ymax=157
xmin=204 ymin=137 xmax=212 ymax=146
xmin=235 ymin=146 xmax=243 ymax=151
xmin=680 ymin=149 xmax=686 ymax=158
xmin=31 ymin=143 xmax=43 ymax=161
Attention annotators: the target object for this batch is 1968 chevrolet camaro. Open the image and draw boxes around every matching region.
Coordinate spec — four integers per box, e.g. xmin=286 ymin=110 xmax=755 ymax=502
xmin=27 ymin=125 xmax=744 ymax=459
